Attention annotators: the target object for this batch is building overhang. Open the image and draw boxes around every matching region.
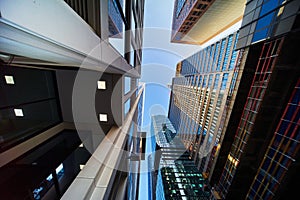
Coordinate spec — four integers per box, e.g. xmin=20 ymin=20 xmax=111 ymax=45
xmin=171 ymin=0 xmax=246 ymax=45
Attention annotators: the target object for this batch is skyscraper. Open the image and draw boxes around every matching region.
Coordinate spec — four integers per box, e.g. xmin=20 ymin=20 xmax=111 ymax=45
xmin=150 ymin=115 xmax=210 ymax=200
xmin=169 ymin=0 xmax=300 ymax=200
xmin=169 ymin=31 xmax=241 ymax=180
xmin=212 ymin=0 xmax=300 ymax=199
xmin=0 ymin=0 xmax=145 ymax=199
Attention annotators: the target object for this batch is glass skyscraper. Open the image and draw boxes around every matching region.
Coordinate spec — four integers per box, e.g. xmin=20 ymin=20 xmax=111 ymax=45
xmin=213 ymin=0 xmax=300 ymax=199
xmin=169 ymin=31 xmax=241 ymax=179
xmin=150 ymin=115 xmax=210 ymax=200
xmin=170 ymin=0 xmax=300 ymax=199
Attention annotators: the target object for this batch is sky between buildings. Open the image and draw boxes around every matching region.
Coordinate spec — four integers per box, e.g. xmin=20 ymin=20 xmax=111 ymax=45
xmin=140 ymin=0 xmax=203 ymax=132
xmin=138 ymin=1 xmax=242 ymax=199
xmin=138 ymin=0 xmax=204 ymax=199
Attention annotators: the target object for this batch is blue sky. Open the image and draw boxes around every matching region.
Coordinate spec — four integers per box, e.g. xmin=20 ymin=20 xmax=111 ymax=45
xmin=137 ymin=1 xmax=242 ymax=199
xmin=138 ymin=1 xmax=203 ymax=199
xmin=140 ymin=0 xmax=202 ymax=132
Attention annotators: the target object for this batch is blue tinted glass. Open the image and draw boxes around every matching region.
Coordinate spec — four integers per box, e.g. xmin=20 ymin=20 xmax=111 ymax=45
xmin=214 ymin=42 xmax=220 ymax=69
xmin=285 ymin=105 xmax=297 ymax=121
xmin=260 ymin=0 xmax=280 ymax=16
xmin=291 ymin=87 xmax=300 ymax=104
xmin=124 ymin=76 xmax=131 ymax=94
xmin=208 ymin=75 xmax=213 ymax=87
xmin=253 ymin=28 xmax=269 ymax=42
xmin=210 ymin=45 xmax=215 ymax=72
xmin=191 ymin=75 xmax=195 ymax=85
xmin=198 ymin=75 xmax=202 ymax=87
xmin=202 ymin=49 xmax=207 ymax=73
xmin=253 ymin=12 xmax=275 ymax=42
xmin=229 ymin=71 xmax=238 ymax=95
xmin=176 ymin=0 xmax=187 ymax=17
xmin=124 ymin=98 xmax=130 ymax=116
xmin=214 ymin=74 xmax=220 ymax=89
xmin=203 ymin=75 xmax=207 ymax=87
xmin=229 ymin=50 xmax=237 ymax=70
xmin=221 ymin=73 xmax=229 ymax=90
xmin=217 ymin=40 xmax=226 ymax=71
xmin=222 ymin=35 xmax=233 ymax=71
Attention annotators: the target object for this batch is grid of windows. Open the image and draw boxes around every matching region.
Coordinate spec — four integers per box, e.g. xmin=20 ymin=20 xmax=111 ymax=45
xmin=180 ymin=32 xmax=239 ymax=76
xmin=108 ymin=0 xmax=124 ymax=36
xmin=176 ymin=0 xmax=187 ymax=17
xmin=169 ymin=32 xmax=241 ymax=177
xmin=216 ymin=38 xmax=284 ymax=199
xmin=246 ymin=78 xmax=300 ymax=200
xmin=237 ymin=0 xmax=297 ymax=49
xmin=217 ymin=39 xmax=226 ymax=71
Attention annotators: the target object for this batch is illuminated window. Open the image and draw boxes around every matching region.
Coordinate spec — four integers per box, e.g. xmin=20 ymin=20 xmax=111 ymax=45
xmin=14 ymin=108 xmax=24 ymax=117
xmin=99 ymin=113 xmax=108 ymax=122
xmin=5 ymin=75 xmax=14 ymax=84
xmin=97 ymin=81 xmax=106 ymax=90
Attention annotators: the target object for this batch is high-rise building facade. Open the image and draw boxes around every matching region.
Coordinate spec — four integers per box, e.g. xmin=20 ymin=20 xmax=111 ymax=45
xmin=170 ymin=0 xmax=300 ymax=199
xmin=212 ymin=0 xmax=300 ymax=199
xmin=169 ymin=31 xmax=242 ymax=180
xmin=150 ymin=115 xmax=210 ymax=200
xmin=0 ymin=1 xmax=145 ymax=199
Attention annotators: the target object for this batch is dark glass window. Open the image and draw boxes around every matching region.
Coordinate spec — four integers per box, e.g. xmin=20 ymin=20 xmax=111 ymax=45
xmin=0 ymin=66 xmax=61 ymax=152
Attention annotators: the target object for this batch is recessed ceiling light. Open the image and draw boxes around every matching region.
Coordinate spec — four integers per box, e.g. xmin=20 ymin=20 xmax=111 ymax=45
xmin=14 ymin=108 xmax=24 ymax=117
xmin=80 ymin=164 xmax=85 ymax=170
xmin=5 ymin=75 xmax=14 ymax=84
xmin=97 ymin=81 xmax=106 ymax=90
xmin=99 ymin=113 xmax=108 ymax=122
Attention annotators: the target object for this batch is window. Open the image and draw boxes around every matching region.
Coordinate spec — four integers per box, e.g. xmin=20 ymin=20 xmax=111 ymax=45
xmin=176 ymin=0 xmax=187 ymax=17
xmin=222 ymin=35 xmax=233 ymax=71
xmin=124 ymin=76 xmax=131 ymax=94
xmin=213 ymin=42 xmax=220 ymax=71
xmin=99 ymin=114 xmax=108 ymax=122
xmin=217 ymin=39 xmax=226 ymax=71
xmin=202 ymin=75 xmax=207 ymax=87
xmin=4 ymin=75 xmax=15 ymax=84
xmin=252 ymin=11 xmax=275 ymax=42
xmin=124 ymin=98 xmax=131 ymax=116
xmin=208 ymin=75 xmax=213 ymax=88
xmin=221 ymin=73 xmax=229 ymax=90
xmin=213 ymin=74 xmax=220 ymax=89
xmin=97 ymin=81 xmax=106 ymax=90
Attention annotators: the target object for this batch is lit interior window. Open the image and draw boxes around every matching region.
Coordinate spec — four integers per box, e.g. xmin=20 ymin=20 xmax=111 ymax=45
xmin=228 ymin=154 xmax=239 ymax=167
xmin=97 ymin=81 xmax=106 ymax=90
xmin=55 ymin=163 xmax=64 ymax=174
xmin=5 ymin=75 xmax=15 ymax=84
xmin=46 ymin=174 xmax=53 ymax=181
xmin=14 ymin=108 xmax=24 ymax=117
xmin=99 ymin=113 xmax=108 ymax=122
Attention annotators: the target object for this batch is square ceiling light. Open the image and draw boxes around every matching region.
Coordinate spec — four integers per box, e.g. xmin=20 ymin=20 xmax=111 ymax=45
xmin=5 ymin=75 xmax=14 ymax=84
xmin=97 ymin=81 xmax=106 ymax=90
xmin=14 ymin=108 xmax=24 ymax=117
xmin=99 ymin=113 xmax=108 ymax=122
